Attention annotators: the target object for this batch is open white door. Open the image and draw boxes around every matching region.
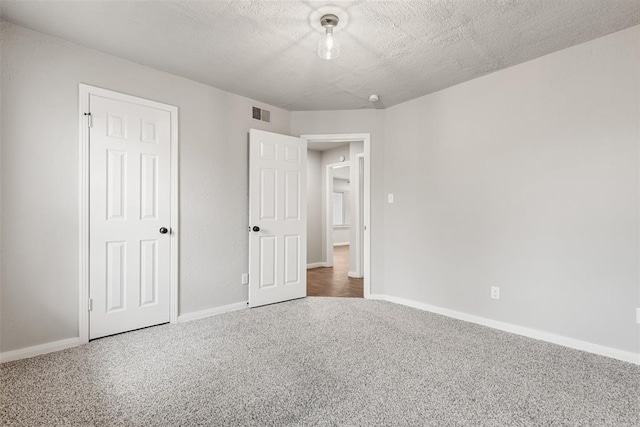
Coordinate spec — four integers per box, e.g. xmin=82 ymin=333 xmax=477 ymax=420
xmin=249 ymin=129 xmax=307 ymax=307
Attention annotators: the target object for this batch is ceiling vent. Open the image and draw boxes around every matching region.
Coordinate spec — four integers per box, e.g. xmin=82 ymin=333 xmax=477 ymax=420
xmin=252 ymin=106 xmax=271 ymax=124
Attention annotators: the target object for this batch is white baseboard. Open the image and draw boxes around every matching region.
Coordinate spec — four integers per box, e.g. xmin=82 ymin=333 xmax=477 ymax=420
xmin=348 ymin=271 xmax=362 ymax=278
xmin=2 ymin=302 xmax=249 ymax=363
xmin=0 ymin=337 xmax=80 ymax=364
xmin=307 ymin=262 xmax=328 ymax=269
xmin=333 ymin=242 xmax=349 ymax=247
xmin=6 ymin=297 xmax=635 ymax=366
xmin=178 ymin=301 xmax=248 ymax=323
xmin=376 ymin=294 xmax=640 ymax=365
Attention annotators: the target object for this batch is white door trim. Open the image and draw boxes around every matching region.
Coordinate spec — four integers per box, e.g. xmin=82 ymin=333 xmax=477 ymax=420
xmin=78 ymin=84 xmax=179 ymax=344
xmin=355 ymin=152 xmax=365 ymax=278
xmin=301 ymin=133 xmax=371 ymax=298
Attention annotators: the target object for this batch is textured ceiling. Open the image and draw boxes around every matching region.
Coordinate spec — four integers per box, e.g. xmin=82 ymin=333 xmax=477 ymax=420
xmin=2 ymin=1 xmax=639 ymax=111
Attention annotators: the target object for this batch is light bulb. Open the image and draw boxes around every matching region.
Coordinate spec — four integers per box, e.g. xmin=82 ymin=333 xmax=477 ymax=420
xmin=318 ymin=19 xmax=341 ymax=60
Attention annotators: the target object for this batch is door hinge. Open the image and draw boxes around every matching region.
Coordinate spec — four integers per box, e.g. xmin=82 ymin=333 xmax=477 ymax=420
xmin=88 ymin=298 xmax=93 ymax=312
xmin=84 ymin=112 xmax=93 ymax=128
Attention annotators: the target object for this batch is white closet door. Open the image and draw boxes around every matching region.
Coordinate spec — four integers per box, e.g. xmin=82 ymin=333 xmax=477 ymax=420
xmin=89 ymin=95 xmax=171 ymax=339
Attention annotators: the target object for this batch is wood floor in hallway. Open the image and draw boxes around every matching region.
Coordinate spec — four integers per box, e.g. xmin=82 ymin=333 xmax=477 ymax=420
xmin=307 ymin=245 xmax=363 ymax=298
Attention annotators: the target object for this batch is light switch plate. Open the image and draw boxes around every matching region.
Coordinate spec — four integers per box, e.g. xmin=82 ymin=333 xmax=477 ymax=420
xmin=388 ymin=193 xmax=394 ymax=204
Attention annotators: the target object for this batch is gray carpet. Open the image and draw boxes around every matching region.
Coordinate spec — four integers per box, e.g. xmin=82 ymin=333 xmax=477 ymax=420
xmin=1 ymin=298 xmax=639 ymax=426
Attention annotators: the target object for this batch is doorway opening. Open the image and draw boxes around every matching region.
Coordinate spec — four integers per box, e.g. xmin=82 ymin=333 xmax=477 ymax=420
xmin=302 ymin=134 xmax=370 ymax=298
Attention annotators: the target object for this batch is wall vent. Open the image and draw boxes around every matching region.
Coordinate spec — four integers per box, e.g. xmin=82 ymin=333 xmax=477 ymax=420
xmin=252 ymin=106 xmax=271 ymax=123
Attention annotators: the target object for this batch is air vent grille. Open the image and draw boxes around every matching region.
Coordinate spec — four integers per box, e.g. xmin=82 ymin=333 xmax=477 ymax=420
xmin=252 ymin=106 xmax=271 ymax=124
xmin=252 ymin=106 xmax=261 ymax=120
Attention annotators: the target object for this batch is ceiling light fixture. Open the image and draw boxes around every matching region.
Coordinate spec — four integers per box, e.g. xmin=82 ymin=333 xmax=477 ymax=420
xmin=318 ymin=14 xmax=340 ymax=60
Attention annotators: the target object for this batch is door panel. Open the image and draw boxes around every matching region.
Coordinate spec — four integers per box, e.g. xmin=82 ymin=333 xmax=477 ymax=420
xmin=284 ymin=235 xmax=300 ymax=285
xmin=106 ymin=241 xmax=126 ymax=312
xmin=89 ymin=95 xmax=171 ymax=339
xmin=284 ymin=171 xmax=300 ymax=220
xmin=106 ymin=149 xmax=126 ymax=220
xmin=259 ymin=235 xmax=277 ymax=288
xmin=140 ymin=154 xmax=159 ymax=220
xmin=249 ymin=129 xmax=307 ymax=307
xmin=140 ymin=240 xmax=158 ymax=306
xmin=260 ymin=169 xmax=277 ymax=220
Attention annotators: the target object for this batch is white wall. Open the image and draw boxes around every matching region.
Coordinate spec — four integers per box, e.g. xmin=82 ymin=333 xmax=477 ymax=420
xmin=306 ymin=150 xmax=323 ymax=264
xmin=0 ymin=22 xmax=290 ymax=352
xmin=332 ymin=230 xmax=350 ymax=246
xmin=322 ymin=145 xmax=350 ymax=167
xmin=332 ymin=166 xmax=350 ymax=180
xmin=291 ymin=110 xmax=385 ymax=295
xmin=384 ymin=26 xmax=640 ymax=354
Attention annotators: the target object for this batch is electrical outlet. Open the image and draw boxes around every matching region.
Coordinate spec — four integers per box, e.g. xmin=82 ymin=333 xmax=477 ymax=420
xmin=491 ymin=286 xmax=500 ymax=300
xmin=241 ymin=273 xmax=249 ymax=285
xmin=388 ymin=193 xmax=394 ymax=204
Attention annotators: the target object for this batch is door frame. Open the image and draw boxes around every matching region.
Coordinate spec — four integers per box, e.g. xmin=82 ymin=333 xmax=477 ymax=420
xmin=301 ymin=133 xmax=371 ymax=298
xmin=355 ymin=152 xmax=365 ymax=278
xmin=78 ymin=84 xmax=179 ymax=344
